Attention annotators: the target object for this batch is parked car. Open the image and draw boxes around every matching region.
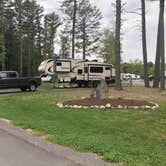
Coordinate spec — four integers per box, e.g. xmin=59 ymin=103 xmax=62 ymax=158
xmin=41 ymin=74 xmax=52 ymax=83
xmin=0 ymin=71 xmax=41 ymax=92
xmin=149 ymin=75 xmax=154 ymax=81
xmin=121 ymin=73 xmax=141 ymax=80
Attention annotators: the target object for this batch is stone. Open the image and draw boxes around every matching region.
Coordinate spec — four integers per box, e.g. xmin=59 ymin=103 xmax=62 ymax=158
xmin=106 ymin=103 xmax=111 ymax=108
xmin=123 ymin=105 xmax=127 ymax=109
xmin=95 ymin=79 xmax=109 ymax=99
xmin=94 ymin=105 xmax=99 ymax=108
xmin=73 ymin=105 xmax=79 ymax=108
xmin=118 ymin=105 xmax=123 ymax=109
xmin=133 ymin=106 xmax=139 ymax=109
xmin=57 ymin=103 xmax=63 ymax=108
xmin=100 ymin=106 xmax=105 ymax=109
xmin=145 ymin=105 xmax=151 ymax=109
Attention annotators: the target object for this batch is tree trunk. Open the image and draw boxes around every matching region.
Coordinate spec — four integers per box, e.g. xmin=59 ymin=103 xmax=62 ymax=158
xmin=0 ymin=0 xmax=5 ymax=70
xmin=83 ymin=18 xmax=86 ymax=60
xmin=27 ymin=43 xmax=31 ymax=77
xmin=37 ymin=26 xmax=42 ymax=59
xmin=1 ymin=37 xmax=5 ymax=70
xmin=160 ymin=0 xmax=165 ymax=90
xmin=72 ymin=0 xmax=77 ymax=59
xmin=153 ymin=0 xmax=163 ymax=88
xmin=17 ymin=0 xmax=23 ymax=77
xmin=141 ymin=0 xmax=150 ymax=88
xmin=115 ymin=0 xmax=122 ymax=90
xmin=51 ymin=37 xmax=54 ymax=57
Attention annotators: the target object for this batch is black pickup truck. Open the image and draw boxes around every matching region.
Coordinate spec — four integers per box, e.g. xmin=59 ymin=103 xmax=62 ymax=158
xmin=0 ymin=71 xmax=41 ymax=92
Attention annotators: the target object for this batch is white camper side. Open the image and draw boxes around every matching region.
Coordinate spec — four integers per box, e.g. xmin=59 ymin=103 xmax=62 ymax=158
xmin=38 ymin=59 xmax=116 ymax=87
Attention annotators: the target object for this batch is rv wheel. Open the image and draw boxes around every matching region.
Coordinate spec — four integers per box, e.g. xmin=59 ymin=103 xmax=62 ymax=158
xmin=78 ymin=82 xmax=83 ymax=88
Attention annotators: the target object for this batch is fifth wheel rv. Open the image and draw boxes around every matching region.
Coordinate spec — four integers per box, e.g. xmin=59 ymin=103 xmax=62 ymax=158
xmin=38 ymin=59 xmax=116 ymax=87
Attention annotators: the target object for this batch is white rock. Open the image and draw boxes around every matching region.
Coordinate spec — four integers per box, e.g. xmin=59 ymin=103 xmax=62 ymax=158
xmin=145 ymin=105 xmax=151 ymax=109
xmin=100 ymin=106 xmax=105 ymax=109
xmin=118 ymin=105 xmax=123 ymax=109
xmin=133 ymin=106 xmax=139 ymax=109
xmin=93 ymin=105 xmax=99 ymax=108
xmin=106 ymin=104 xmax=111 ymax=108
xmin=57 ymin=103 xmax=63 ymax=108
xmin=73 ymin=105 xmax=79 ymax=108
xmin=123 ymin=105 xmax=127 ymax=109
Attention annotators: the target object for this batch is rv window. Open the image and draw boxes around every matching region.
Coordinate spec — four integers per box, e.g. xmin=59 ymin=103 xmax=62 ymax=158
xmin=78 ymin=69 xmax=83 ymax=74
xmin=56 ymin=62 xmax=62 ymax=66
xmin=90 ymin=67 xmax=103 ymax=73
xmin=105 ymin=67 xmax=111 ymax=70
xmin=84 ymin=67 xmax=88 ymax=73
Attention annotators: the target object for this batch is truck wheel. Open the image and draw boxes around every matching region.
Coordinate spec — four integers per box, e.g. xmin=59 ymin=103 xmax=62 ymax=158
xmin=29 ymin=83 xmax=37 ymax=92
xmin=20 ymin=87 xmax=27 ymax=92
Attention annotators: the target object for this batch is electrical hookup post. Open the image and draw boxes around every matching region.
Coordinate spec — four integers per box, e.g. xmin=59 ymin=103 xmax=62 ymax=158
xmin=53 ymin=56 xmax=57 ymax=88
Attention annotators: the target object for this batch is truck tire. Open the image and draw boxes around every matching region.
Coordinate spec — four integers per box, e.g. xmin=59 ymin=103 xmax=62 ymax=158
xmin=29 ymin=82 xmax=37 ymax=92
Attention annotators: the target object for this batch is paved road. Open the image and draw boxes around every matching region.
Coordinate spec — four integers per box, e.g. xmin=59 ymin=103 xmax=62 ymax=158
xmin=0 ymin=129 xmax=82 ymax=166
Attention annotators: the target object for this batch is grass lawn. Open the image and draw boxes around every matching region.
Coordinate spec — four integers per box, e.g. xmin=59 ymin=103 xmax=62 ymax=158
xmin=0 ymin=88 xmax=165 ymax=166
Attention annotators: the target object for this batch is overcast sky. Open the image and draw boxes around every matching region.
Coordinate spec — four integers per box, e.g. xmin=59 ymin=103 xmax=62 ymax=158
xmin=37 ymin=0 xmax=166 ymax=62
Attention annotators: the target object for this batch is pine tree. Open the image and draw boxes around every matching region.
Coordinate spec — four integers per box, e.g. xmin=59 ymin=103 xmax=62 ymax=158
xmin=76 ymin=0 xmax=102 ymax=60
xmin=115 ymin=0 xmax=122 ymax=90
xmin=14 ymin=0 xmax=24 ymax=76
xmin=0 ymin=0 xmax=10 ymax=70
xmin=141 ymin=0 xmax=150 ymax=87
xmin=59 ymin=24 xmax=71 ymax=59
xmin=43 ymin=12 xmax=61 ymax=59
xmin=101 ymin=28 xmax=116 ymax=64
xmin=152 ymin=0 xmax=165 ymax=89
xmin=22 ymin=0 xmax=44 ymax=76
xmin=159 ymin=0 xmax=165 ymax=90
xmin=61 ymin=0 xmax=78 ymax=59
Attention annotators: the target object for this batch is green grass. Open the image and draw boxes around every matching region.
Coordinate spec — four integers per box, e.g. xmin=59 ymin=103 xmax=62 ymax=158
xmin=0 ymin=90 xmax=165 ymax=166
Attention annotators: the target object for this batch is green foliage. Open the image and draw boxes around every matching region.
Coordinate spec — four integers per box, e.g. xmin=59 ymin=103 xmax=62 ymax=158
xmin=59 ymin=24 xmax=71 ymax=59
xmin=121 ymin=59 xmax=154 ymax=77
xmin=0 ymin=90 xmax=165 ymax=166
xmin=102 ymin=28 xmax=116 ymax=64
xmin=43 ymin=12 xmax=61 ymax=59
xmin=0 ymin=34 xmax=6 ymax=63
xmin=76 ymin=0 xmax=102 ymax=59
xmin=0 ymin=0 xmax=61 ymax=76
xmin=61 ymin=0 xmax=102 ymax=59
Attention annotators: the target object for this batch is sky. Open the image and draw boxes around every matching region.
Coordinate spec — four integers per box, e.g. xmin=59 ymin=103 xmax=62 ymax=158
xmin=37 ymin=0 xmax=166 ymax=63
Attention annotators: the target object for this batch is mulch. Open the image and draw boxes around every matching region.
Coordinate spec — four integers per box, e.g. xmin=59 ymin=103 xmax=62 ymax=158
xmin=63 ymin=98 xmax=156 ymax=108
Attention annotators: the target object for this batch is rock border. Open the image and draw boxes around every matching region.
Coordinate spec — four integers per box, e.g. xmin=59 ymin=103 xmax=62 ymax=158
xmin=57 ymin=102 xmax=159 ymax=110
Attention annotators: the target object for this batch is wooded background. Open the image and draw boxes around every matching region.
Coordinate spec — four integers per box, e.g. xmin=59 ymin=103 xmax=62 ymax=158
xmin=0 ymin=0 xmax=165 ymax=89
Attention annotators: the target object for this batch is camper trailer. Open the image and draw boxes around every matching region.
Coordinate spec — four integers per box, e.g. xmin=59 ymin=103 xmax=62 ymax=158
xmin=38 ymin=59 xmax=116 ymax=87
